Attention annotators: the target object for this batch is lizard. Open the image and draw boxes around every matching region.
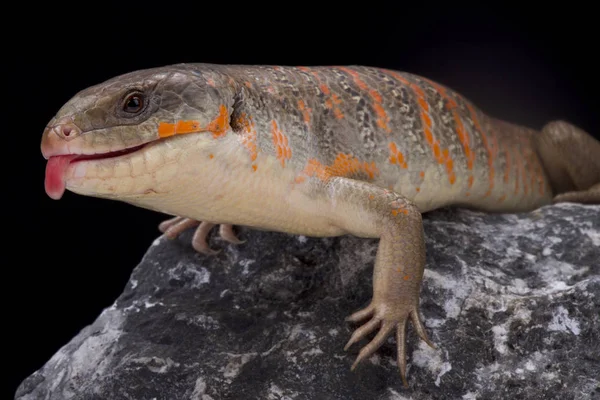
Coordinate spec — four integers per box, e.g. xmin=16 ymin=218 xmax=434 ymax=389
xmin=40 ymin=63 xmax=600 ymax=387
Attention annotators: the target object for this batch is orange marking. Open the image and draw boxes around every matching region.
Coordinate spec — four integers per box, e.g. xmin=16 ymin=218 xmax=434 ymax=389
xmin=388 ymin=142 xmax=408 ymax=169
xmin=369 ymin=194 xmax=375 ymax=200
xmin=383 ymin=69 xmax=456 ymax=185
xmin=391 ymin=207 xmax=409 ymax=216
xmin=338 ymin=67 xmax=391 ymax=133
xmin=297 ymin=153 xmax=380 ymax=183
xmin=311 ymin=75 xmax=344 ymax=119
xmin=209 ymin=154 xmax=214 ymax=159
xmin=237 ymin=112 xmax=258 ymax=162
xmin=416 ymin=187 xmax=420 ymax=192
xmin=403 ymin=275 xmax=411 ymax=281
xmin=297 ymin=99 xmax=312 ymax=124
xmin=498 ymin=194 xmax=507 ymax=203
xmin=425 ymin=79 xmax=476 ymax=189
xmin=271 ymin=120 xmax=292 ymax=167
xmin=158 ymin=120 xmax=200 ymax=137
xmin=244 ymin=81 xmax=253 ymax=88
xmin=433 ymin=143 xmax=440 ymax=159
xmin=158 ymin=105 xmax=229 ymax=139
xmin=252 ymin=164 xmax=257 ymax=172
xmin=420 ymin=171 xmax=425 ymax=179
xmin=209 ymin=105 xmax=230 ymax=138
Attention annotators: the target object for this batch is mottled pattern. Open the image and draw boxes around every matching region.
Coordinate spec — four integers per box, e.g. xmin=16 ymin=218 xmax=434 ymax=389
xmin=211 ymin=64 xmax=554 ymax=212
xmin=16 ymin=203 xmax=600 ymax=400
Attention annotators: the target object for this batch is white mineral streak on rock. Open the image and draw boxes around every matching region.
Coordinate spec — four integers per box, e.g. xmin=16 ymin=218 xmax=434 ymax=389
xmin=548 ymin=305 xmax=581 ymax=335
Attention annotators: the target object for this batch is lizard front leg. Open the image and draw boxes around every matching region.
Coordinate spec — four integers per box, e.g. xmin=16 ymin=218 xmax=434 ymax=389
xmin=158 ymin=217 xmax=244 ymax=255
xmin=322 ymin=177 xmax=435 ymax=387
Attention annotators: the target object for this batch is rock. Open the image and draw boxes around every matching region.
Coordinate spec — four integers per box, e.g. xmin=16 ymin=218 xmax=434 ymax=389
xmin=16 ymin=203 xmax=600 ymax=400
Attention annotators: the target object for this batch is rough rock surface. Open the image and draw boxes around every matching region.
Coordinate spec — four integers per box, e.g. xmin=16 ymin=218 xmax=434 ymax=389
xmin=16 ymin=203 xmax=600 ymax=400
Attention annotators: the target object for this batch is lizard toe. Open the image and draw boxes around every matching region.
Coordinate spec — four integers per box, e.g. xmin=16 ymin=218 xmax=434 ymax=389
xmin=192 ymin=221 xmax=220 ymax=255
xmin=396 ymin=319 xmax=409 ymax=387
xmin=350 ymin=321 xmax=394 ymax=371
xmin=158 ymin=216 xmax=184 ymax=233
xmin=218 ymin=224 xmax=245 ymax=244
xmin=410 ymin=309 xmax=435 ymax=349
xmin=162 ymin=217 xmax=200 ymax=239
xmin=345 ymin=304 xmax=375 ymax=323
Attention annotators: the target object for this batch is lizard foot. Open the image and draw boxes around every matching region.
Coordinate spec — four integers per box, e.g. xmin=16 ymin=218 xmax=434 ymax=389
xmin=344 ymin=301 xmax=435 ymax=387
xmin=158 ymin=217 xmax=244 ymax=255
xmin=552 ymin=182 xmax=600 ymax=205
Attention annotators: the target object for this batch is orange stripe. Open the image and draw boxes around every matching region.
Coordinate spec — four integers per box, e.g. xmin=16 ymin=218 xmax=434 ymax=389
xmin=388 ymin=141 xmax=408 ymax=169
xmin=424 ymin=79 xmax=476 ymax=190
xmin=309 ymin=71 xmax=344 ymax=119
xmin=296 ymin=153 xmax=380 ymax=183
xmin=297 ymin=99 xmax=311 ymax=124
xmin=338 ymin=67 xmax=391 ymax=134
xmin=383 ymin=69 xmax=456 ymax=185
xmin=271 ymin=120 xmax=292 ymax=167
xmin=158 ymin=104 xmax=229 ymax=139
xmin=237 ymin=112 xmax=258 ymax=169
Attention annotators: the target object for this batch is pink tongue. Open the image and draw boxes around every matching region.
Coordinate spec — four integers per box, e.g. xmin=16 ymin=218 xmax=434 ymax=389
xmin=45 ymin=155 xmax=78 ymax=200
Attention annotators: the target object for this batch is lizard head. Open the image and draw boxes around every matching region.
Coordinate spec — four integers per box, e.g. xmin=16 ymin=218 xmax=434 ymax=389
xmin=41 ymin=64 xmax=234 ymax=201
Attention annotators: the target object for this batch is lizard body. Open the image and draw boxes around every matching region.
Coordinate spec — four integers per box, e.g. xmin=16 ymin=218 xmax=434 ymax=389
xmin=41 ymin=64 xmax=600 ymax=386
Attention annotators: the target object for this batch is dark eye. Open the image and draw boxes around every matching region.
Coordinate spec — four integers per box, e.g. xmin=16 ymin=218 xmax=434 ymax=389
xmin=123 ymin=93 xmax=144 ymax=113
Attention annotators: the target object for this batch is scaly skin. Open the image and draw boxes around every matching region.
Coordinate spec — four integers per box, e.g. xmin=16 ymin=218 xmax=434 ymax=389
xmin=40 ymin=63 xmax=600 ymax=387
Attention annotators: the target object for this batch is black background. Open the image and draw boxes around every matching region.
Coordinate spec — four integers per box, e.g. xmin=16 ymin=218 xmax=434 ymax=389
xmin=9 ymin=3 xmax=599 ymax=397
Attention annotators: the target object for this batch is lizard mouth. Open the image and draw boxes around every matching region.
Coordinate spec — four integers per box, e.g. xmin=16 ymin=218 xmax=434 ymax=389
xmin=70 ymin=144 xmax=146 ymax=163
xmin=44 ymin=143 xmax=148 ymax=200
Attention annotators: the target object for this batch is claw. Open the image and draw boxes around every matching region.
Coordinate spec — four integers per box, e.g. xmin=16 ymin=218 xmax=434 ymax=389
xmin=163 ymin=218 xmax=200 ymax=239
xmin=219 ymin=224 xmax=245 ymax=244
xmin=350 ymin=321 xmax=394 ymax=370
xmin=345 ymin=303 xmax=434 ymax=386
xmin=410 ymin=309 xmax=435 ymax=349
xmin=192 ymin=221 xmax=220 ymax=255
xmin=396 ymin=319 xmax=409 ymax=388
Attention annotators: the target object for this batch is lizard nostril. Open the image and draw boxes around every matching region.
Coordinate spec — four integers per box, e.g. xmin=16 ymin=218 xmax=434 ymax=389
xmin=62 ymin=126 xmax=73 ymax=137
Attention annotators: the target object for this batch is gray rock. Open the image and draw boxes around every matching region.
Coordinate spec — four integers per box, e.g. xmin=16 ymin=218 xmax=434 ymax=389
xmin=16 ymin=203 xmax=600 ymax=400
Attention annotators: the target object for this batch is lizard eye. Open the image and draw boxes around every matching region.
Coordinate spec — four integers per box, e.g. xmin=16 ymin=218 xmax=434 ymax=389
xmin=123 ymin=93 xmax=144 ymax=113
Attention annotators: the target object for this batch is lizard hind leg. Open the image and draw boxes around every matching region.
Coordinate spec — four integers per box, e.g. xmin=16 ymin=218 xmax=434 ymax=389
xmin=535 ymin=120 xmax=600 ymax=204
xmin=158 ymin=217 xmax=245 ymax=255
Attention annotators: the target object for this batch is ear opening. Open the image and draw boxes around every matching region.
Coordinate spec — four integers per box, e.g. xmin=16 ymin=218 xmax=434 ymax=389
xmin=229 ymin=88 xmax=246 ymax=133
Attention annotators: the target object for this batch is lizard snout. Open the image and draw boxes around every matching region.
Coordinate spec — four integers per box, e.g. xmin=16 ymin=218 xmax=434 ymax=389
xmin=41 ymin=117 xmax=82 ymax=159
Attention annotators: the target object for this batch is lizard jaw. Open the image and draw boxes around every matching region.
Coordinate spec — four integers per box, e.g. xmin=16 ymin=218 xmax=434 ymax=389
xmin=44 ymin=143 xmax=148 ymax=200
